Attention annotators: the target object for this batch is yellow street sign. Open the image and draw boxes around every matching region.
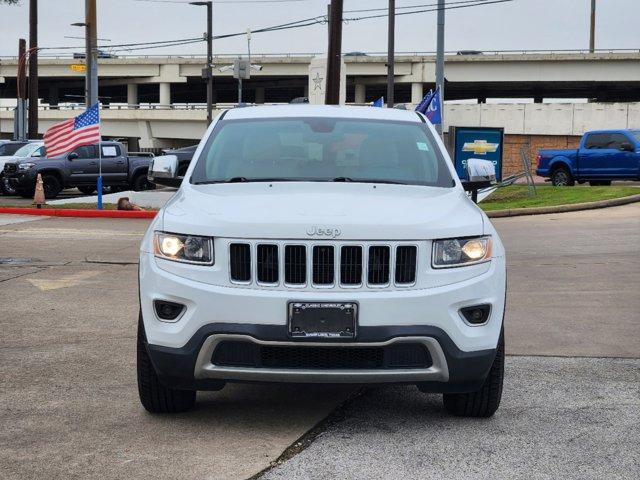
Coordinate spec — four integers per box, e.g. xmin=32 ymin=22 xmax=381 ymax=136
xmin=70 ymin=64 xmax=86 ymax=73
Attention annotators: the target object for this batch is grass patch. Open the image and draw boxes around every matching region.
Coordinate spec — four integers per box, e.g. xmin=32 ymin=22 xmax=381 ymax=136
xmin=480 ymin=185 xmax=640 ymax=211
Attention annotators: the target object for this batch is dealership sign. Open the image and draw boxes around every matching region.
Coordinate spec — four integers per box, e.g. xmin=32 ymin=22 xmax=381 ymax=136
xmin=451 ymin=127 xmax=504 ymax=182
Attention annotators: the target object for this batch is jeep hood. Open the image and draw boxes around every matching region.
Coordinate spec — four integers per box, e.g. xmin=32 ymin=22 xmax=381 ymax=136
xmin=161 ymin=182 xmax=485 ymax=240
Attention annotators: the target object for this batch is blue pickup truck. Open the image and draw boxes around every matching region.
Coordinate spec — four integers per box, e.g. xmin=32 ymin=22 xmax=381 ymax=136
xmin=536 ymin=129 xmax=640 ymax=186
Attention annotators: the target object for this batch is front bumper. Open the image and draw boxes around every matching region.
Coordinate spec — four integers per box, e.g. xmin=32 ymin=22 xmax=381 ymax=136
xmin=146 ymin=323 xmax=498 ymax=393
xmin=140 ymin=251 xmax=505 ymax=391
xmin=7 ymin=171 xmax=36 ymax=190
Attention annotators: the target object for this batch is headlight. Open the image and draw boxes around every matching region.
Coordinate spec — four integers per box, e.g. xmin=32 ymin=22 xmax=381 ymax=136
xmin=153 ymin=232 xmax=214 ymax=265
xmin=18 ymin=162 xmax=36 ymax=171
xmin=432 ymin=236 xmax=492 ymax=268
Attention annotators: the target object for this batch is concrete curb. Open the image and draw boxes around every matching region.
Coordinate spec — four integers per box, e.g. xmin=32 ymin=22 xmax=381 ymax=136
xmin=485 ymin=193 xmax=640 ymax=218
xmin=0 ymin=207 xmax=157 ymax=219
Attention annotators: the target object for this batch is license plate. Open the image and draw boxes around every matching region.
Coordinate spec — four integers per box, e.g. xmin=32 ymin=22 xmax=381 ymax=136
xmin=288 ymin=302 xmax=357 ymax=339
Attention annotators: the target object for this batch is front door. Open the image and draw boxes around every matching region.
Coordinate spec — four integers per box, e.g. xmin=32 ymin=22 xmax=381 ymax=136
xmin=67 ymin=145 xmax=98 ymax=184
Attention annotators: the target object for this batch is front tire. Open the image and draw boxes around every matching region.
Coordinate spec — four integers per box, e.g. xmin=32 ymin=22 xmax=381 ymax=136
xmin=442 ymin=331 xmax=504 ymax=418
xmin=137 ymin=313 xmax=196 ymax=413
xmin=42 ymin=174 xmax=63 ymax=199
xmin=551 ymin=167 xmax=574 ymax=187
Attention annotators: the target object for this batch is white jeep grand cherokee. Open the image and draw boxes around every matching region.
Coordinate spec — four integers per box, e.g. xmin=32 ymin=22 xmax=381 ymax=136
xmin=138 ymin=105 xmax=506 ymax=417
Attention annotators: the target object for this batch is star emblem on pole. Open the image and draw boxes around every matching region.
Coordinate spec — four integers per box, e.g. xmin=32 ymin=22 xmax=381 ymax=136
xmin=312 ymin=72 xmax=324 ymax=91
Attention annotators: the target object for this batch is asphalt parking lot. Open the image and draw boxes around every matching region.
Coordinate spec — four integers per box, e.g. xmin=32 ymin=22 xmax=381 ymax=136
xmin=1 ymin=204 xmax=638 ymax=479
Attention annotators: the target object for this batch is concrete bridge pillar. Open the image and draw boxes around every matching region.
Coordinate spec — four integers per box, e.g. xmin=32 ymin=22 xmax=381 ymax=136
xmin=159 ymin=82 xmax=171 ymax=106
xmin=411 ymin=82 xmax=423 ymax=105
xmin=354 ymin=84 xmax=366 ymax=104
xmin=255 ymin=86 xmax=265 ymax=104
xmin=127 ymin=84 xmax=138 ymax=107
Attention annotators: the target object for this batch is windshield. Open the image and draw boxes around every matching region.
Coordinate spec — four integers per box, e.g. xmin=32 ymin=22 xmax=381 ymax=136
xmin=14 ymin=143 xmax=44 ymax=157
xmin=191 ymin=117 xmax=454 ymax=187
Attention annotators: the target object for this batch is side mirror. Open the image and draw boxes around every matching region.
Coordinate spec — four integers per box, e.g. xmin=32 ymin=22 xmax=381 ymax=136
xmin=619 ymin=142 xmax=634 ymax=152
xmin=147 ymin=155 xmax=181 ymax=187
xmin=67 ymin=152 xmax=79 ymax=160
xmin=462 ymin=158 xmax=496 ymax=203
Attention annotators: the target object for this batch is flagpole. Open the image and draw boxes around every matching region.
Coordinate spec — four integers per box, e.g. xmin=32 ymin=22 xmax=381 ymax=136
xmin=96 ymin=102 xmax=103 ymax=210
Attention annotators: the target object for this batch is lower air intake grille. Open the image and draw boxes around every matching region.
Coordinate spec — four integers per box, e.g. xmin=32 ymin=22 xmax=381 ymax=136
xmin=257 ymin=244 xmax=279 ymax=283
xmin=395 ymin=246 xmax=417 ymax=284
xmin=211 ymin=341 xmax=432 ymax=370
xmin=229 ymin=243 xmax=251 ymax=282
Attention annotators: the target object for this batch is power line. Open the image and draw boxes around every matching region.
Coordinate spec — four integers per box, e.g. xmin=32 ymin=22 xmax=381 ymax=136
xmin=37 ymin=0 xmax=515 ymax=54
xmin=344 ymin=0 xmax=492 ymax=14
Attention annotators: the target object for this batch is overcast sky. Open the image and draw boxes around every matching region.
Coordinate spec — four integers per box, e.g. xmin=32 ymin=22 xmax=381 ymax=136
xmin=0 ymin=0 xmax=638 ymax=57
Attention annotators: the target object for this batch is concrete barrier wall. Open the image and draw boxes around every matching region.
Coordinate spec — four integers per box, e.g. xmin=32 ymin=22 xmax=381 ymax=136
xmin=443 ymin=102 xmax=639 ymax=135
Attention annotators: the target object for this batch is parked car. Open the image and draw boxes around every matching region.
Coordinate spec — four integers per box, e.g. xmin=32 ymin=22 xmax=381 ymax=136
xmin=161 ymin=145 xmax=198 ymax=176
xmin=138 ymin=105 xmax=507 ymax=417
xmin=4 ymin=141 xmax=154 ymax=199
xmin=0 ymin=140 xmax=30 ymax=158
xmin=536 ymin=129 xmax=640 ymax=186
xmin=0 ymin=141 xmax=46 ymax=195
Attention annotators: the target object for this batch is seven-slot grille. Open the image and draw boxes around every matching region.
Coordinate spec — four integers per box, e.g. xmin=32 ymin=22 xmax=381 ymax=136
xmin=230 ymin=242 xmax=418 ymax=288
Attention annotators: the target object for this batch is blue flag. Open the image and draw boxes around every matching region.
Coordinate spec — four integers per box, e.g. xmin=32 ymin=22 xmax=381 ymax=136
xmin=372 ymin=97 xmax=384 ymax=108
xmin=415 ymin=90 xmax=434 ymax=114
xmin=425 ymin=88 xmax=442 ymax=125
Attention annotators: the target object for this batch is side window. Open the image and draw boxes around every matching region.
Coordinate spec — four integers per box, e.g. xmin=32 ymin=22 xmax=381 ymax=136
xmin=32 ymin=146 xmax=45 ymax=157
xmin=584 ymin=134 xmax=607 ymax=149
xmin=101 ymin=144 xmax=120 ymax=157
xmin=606 ymin=134 xmax=629 ymax=150
xmin=73 ymin=145 xmax=95 ymax=159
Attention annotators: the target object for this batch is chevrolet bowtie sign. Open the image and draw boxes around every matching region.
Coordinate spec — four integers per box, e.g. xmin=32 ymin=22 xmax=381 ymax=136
xmin=462 ymin=139 xmax=500 ymax=155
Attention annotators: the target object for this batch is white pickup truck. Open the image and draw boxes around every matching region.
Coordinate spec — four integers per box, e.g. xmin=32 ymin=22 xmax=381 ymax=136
xmin=138 ymin=105 xmax=506 ymax=417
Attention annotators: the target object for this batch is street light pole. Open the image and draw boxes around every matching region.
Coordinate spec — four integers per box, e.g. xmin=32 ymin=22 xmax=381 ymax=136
xmin=191 ymin=1 xmax=213 ymax=125
xmin=589 ymin=0 xmax=596 ymax=53
xmin=387 ymin=0 xmax=395 ymax=108
xmin=435 ymin=0 xmax=445 ymax=135
xmin=86 ymin=0 xmax=98 ymax=107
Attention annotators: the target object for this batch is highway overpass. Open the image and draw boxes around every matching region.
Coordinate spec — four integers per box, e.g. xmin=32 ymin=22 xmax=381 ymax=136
xmin=1 ymin=51 xmax=640 ymax=106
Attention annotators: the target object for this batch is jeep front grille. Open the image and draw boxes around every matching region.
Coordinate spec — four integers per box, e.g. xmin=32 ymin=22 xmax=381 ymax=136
xmin=228 ymin=241 xmax=418 ymax=289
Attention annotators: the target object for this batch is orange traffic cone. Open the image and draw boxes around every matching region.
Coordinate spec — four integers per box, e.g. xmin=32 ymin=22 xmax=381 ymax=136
xmin=33 ymin=173 xmax=45 ymax=209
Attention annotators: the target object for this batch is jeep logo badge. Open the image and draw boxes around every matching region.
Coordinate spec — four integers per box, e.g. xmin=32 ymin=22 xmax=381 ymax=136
xmin=306 ymin=226 xmax=342 ymax=238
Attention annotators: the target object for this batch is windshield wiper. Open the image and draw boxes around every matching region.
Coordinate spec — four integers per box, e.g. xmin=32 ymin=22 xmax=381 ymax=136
xmin=331 ymin=177 xmax=407 ymax=185
xmin=194 ymin=177 xmax=296 ymax=185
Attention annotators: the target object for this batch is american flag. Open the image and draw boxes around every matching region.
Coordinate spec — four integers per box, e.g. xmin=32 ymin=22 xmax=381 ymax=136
xmin=44 ymin=103 xmax=101 ymax=158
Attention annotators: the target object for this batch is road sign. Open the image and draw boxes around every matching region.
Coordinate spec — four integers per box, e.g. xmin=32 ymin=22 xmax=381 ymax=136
xmin=70 ymin=64 xmax=86 ymax=73
xmin=451 ymin=126 xmax=504 ymax=182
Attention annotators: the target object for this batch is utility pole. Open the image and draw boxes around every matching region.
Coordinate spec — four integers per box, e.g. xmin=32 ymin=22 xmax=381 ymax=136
xmin=589 ymin=0 xmax=596 ymax=53
xmin=387 ymin=0 xmax=395 ymax=108
xmin=435 ymin=0 xmax=445 ymax=135
xmin=28 ymin=0 xmax=38 ymax=139
xmin=191 ymin=1 xmax=213 ymax=125
xmin=325 ymin=0 xmax=343 ymax=105
xmin=86 ymin=0 xmax=98 ymax=107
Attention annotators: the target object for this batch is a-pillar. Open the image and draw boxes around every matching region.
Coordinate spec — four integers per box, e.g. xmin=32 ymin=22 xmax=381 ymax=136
xmin=127 ymin=84 xmax=138 ymax=107
xmin=255 ymin=86 xmax=265 ymax=104
xmin=159 ymin=82 xmax=171 ymax=106
xmin=411 ymin=82 xmax=423 ymax=105
xmin=354 ymin=84 xmax=366 ymax=104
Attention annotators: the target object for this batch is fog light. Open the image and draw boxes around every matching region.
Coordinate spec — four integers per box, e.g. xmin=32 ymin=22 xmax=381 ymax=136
xmin=459 ymin=304 xmax=491 ymax=325
xmin=154 ymin=300 xmax=185 ymax=321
